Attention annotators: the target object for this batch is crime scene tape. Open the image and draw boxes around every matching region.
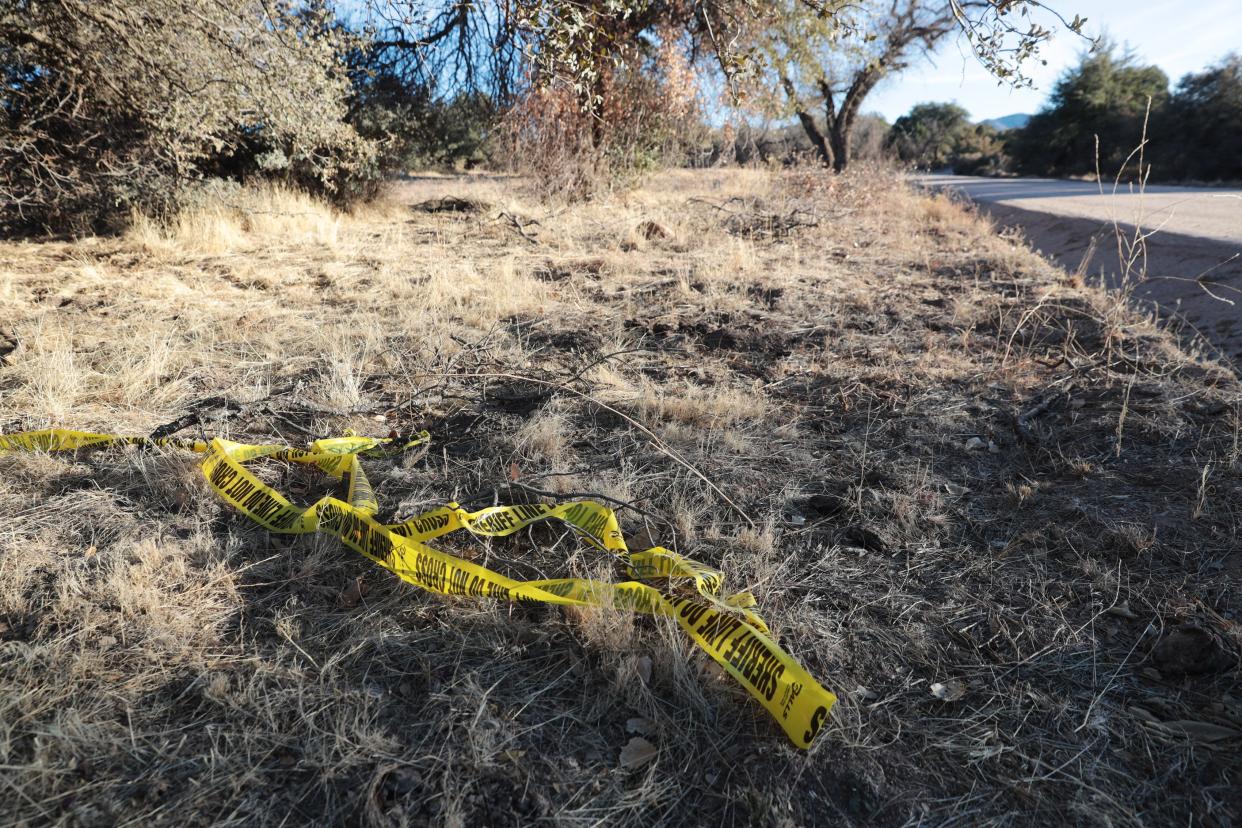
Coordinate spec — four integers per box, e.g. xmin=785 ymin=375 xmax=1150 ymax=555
xmin=0 ymin=428 xmax=836 ymax=748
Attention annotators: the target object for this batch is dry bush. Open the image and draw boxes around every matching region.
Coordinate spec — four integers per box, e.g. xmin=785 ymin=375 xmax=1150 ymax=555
xmin=125 ymin=184 xmax=348 ymax=257
xmin=497 ymin=36 xmax=706 ymax=201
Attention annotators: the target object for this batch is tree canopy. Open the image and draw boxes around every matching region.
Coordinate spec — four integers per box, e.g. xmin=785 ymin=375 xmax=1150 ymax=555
xmin=1008 ymin=43 xmax=1168 ymax=177
xmin=1005 ymin=46 xmax=1241 ymax=182
xmin=737 ymin=0 xmax=1083 ymax=170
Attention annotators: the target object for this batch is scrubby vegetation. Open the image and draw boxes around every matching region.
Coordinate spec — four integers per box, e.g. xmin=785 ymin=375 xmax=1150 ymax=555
xmin=2 ymin=0 xmax=1078 ymax=233
xmin=2 ymin=3 xmax=1239 ymax=826
xmin=3 ymin=167 xmax=1239 ymax=826
xmin=0 ymin=1 xmax=376 ymax=234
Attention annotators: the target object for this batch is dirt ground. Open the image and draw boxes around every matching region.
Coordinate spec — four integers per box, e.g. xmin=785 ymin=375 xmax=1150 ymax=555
xmin=1 ymin=167 xmax=1239 ymax=826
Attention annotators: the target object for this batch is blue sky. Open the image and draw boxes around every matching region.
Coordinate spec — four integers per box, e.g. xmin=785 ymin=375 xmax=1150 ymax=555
xmin=866 ymin=0 xmax=1242 ymax=122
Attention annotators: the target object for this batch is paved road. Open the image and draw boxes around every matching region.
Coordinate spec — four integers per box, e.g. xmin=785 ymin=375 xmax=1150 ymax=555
xmin=918 ymin=175 xmax=1242 ymax=246
xmin=916 ymin=174 xmax=1242 ymax=364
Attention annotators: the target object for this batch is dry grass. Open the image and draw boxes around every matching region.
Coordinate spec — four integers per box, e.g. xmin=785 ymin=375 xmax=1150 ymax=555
xmin=1 ymin=165 xmax=1240 ymax=826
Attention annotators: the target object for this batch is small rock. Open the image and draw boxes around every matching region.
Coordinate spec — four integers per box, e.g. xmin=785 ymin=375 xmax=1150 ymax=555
xmin=635 ymin=655 xmax=653 ymax=686
xmin=1105 ymin=602 xmax=1138 ymax=620
xmin=1151 ymin=625 xmax=1229 ymax=676
xmin=965 ymin=436 xmax=987 ymax=451
xmin=987 ymin=440 xmax=1000 ymax=454
xmin=0 ymin=329 xmax=16 ymax=362
xmin=944 ymin=482 xmax=970 ymax=497
xmin=99 ymin=635 xmax=118 ymax=648
xmin=807 ymin=492 xmax=847 ymax=519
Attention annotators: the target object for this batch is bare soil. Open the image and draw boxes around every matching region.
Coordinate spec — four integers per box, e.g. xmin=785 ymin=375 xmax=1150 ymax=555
xmin=1 ymin=168 xmax=1239 ymax=826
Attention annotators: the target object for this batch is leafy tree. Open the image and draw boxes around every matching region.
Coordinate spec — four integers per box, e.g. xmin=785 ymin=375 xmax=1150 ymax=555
xmin=887 ymin=102 xmax=1006 ymax=171
xmin=342 ymin=32 xmax=497 ymax=172
xmin=365 ymin=0 xmax=1078 ymax=169
xmin=740 ymin=0 xmax=1083 ymax=171
xmin=888 ymin=102 xmax=972 ymax=168
xmin=950 ymin=123 xmax=1008 ymax=175
xmin=0 ymin=0 xmax=375 ymax=233
xmin=1008 ymin=42 xmax=1168 ymax=177
xmin=1159 ymin=53 xmax=1242 ymax=182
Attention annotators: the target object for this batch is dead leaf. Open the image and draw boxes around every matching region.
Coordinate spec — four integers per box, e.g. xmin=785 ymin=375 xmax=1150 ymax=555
xmin=338 ymin=576 xmax=369 ymax=609
xmin=629 ymin=526 xmax=655 ymax=551
xmin=635 ymin=655 xmax=653 ymax=686
xmin=99 ymin=635 xmax=118 ymax=648
xmin=701 ymin=659 xmax=727 ymax=682
xmin=930 ymin=680 xmax=966 ymax=701
xmin=1105 ymin=602 xmax=1138 ymax=619
xmin=619 ymin=736 xmax=658 ymax=768
xmin=508 ymin=462 xmax=521 ymax=482
xmin=84 ymin=545 xmax=97 ymax=558
xmin=944 ymin=483 xmax=970 ymax=497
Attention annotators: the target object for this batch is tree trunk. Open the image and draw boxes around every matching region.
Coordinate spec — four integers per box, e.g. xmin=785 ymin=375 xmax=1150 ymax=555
xmin=828 ymin=120 xmax=850 ymax=172
xmin=782 ymin=76 xmax=833 ymax=167
xmin=831 ymin=67 xmax=883 ymax=172
xmin=795 ymin=109 xmax=833 ymax=167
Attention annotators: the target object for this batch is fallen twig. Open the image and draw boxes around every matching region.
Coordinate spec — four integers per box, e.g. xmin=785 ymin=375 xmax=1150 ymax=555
xmin=440 ymin=370 xmax=756 ymax=527
xmin=1015 ymin=391 xmax=1064 ymax=444
xmin=495 ymin=211 xmax=540 ymax=244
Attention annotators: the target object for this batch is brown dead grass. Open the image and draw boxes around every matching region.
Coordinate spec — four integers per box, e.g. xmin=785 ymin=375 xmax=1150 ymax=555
xmin=1 ymin=166 xmax=1240 ymax=826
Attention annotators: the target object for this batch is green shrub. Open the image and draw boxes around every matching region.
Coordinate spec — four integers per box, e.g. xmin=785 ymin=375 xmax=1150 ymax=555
xmin=1007 ymin=44 xmax=1169 ymax=178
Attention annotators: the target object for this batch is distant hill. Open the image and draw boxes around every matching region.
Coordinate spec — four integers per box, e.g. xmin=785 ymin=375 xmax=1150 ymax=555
xmin=980 ymin=113 xmax=1031 ymax=131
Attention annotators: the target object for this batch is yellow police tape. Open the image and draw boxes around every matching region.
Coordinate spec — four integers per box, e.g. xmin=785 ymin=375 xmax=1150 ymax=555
xmin=0 ymin=428 xmax=836 ymax=748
